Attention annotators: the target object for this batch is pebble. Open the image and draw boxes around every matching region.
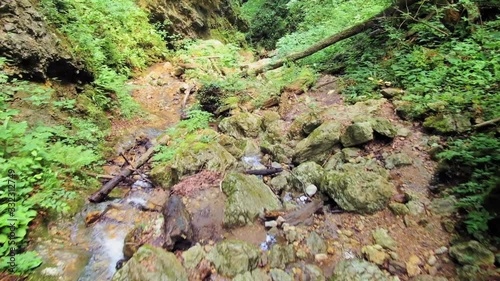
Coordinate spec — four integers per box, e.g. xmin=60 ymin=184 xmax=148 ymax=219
xmin=265 ymin=220 xmax=278 ymax=228
xmin=427 ymin=255 xmax=437 ymax=266
xmin=305 ymin=184 xmax=318 ymax=197
xmin=435 ymin=246 xmax=448 ymax=255
xmin=315 ymin=253 xmax=328 ymax=263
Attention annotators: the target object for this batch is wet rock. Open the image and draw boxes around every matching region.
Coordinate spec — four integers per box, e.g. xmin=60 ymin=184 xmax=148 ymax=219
xmin=112 ymin=245 xmax=187 ymax=281
xmin=222 ymin=173 xmax=282 ymax=227
xmin=372 ymin=228 xmax=397 ymax=251
xmin=182 ymin=243 xmax=205 ymax=269
xmin=389 ymin=203 xmax=410 ymax=216
xmin=163 ymin=195 xmax=193 ymax=251
xmin=370 ymin=118 xmax=398 ymax=138
xmin=306 ymin=232 xmax=327 ymax=255
xmin=292 ymin=120 xmax=342 ymax=164
xmin=233 ymin=269 xmax=271 ymax=281
xmin=449 ymin=240 xmax=495 ymax=266
xmin=406 ymin=255 xmax=422 ymax=277
xmin=423 ymin=114 xmax=471 ymax=134
xmin=340 ymin=122 xmax=374 ymax=147
xmin=331 ymin=259 xmax=393 ymax=281
xmin=321 ymin=164 xmax=394 ymax=214
xmin=268 ymin=244 xmax=296 ymax=269
xmin=269 ymin=268 xmax=293 ymax=281
xmin=124 ymin=225 xmax=145 ymax=260
xmin=429 ymin=196 xmax=457 ymax=216
xmin=384 ymin=153 xmax=413 ymax=169
xmin=291 ymin=161 xmax=325 ymax=190
xmin=410 ymin=275 xmax=448 ymax=281
xmin=206 ymin=240 xmax=260 ymax=277
xmin=219 ymin=112 xmax=263 ymax=138
xmin=288 ymin=111 xmax=322 ymax=140
xmin=362 ymin=244 xmax=388 ymax=265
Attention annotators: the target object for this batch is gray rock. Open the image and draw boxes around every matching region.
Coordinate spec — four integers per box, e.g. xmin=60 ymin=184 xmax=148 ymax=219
xmin=300 ymin=264 xmax=325 ymax=281
xmin=206 ymin=240 xmax=260 ymax=277
xmin=222 ymin=173 xmax=282 ymax=227
xmin=269 ymin=172 xmax=291 ymax=193
xmin=449 ymin=240 xmax=495 ymax=266
xmin=306 ymin=232 xmax=327 ymax=255
xmin=288 ymin=111 xmax=322 ymax=140
xmin=291 ymin=161 xmax=324 ymax=190
xmin=331 ymin=259 xmax=393 ymax=281
xmin=112 ymin=245 xmax=187 ymax=281
xmin=292 ymin=120 xmax=342 ymax=164
xmin=321 ymin=164 xmax=394 ymax=214
xmin=429 ymin=196 xmax=457 ymax=216
xmin=323 ymin=152 xmax=344 ymax=171
xmin=305 ymin=184 xmax=318 ymax=197
xmin=269 ymin=268 xmax=293 ymax=281
xmin=340 ymin=122 xmax=374 ymax=147
xmin=435 ymin=246 xmax=448 ymax=255
xmin=384 ymin=153 xmax=413 ymax=169
xmin=268 ymin=244 xmax=296 ymax=269
xmin=372 ymin=228 xmax=397 ymax=251
xmin=233 ymin=269 xmax=271 ymax=281
xmin=219 ymin=112 xmax=263 ymax=138
xmin=182 ymin=244 xmax=205 ymax=269
xmin=163 ymin=195 xmax=193 ymax=251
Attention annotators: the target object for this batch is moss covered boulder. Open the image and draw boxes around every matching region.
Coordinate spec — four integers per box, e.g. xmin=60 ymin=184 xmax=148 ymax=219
xmin=206 ymin=240 xmax=260 ymax=277
xmin=222 ymin=173 xmax=282 ymax=227
xmin=321 ymin=164 xmax=394 ymax=214
xmin=340 ymin=122 xmax=374 ymax=147
xmin=331 ymin=259 xmax=395 ymax=281
xmin=370 ymin=118 xmax=398 ymax=138
xmin=292 ymin=120 xmax=342 ymax=164
xmin=449 ymin=240 xmax=495 ymax=266
xmin=150 ymin=142 xmax=236 ymax=188
xmin=112 ymin=245 xmax=187 ymax=281
xmin=423 ymin=114 xmax=471 ymax=134
xmin=291 ymin=161 xmax=324 ymax=191
xmin=219 ymin=112 xmax=263 ymax=138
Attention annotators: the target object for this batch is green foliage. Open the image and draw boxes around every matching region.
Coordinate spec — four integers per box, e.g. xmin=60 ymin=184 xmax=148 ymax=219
xmin=438 ymin=134 xmax=500 ymax=236
xmin=0 ymin=59 xmax=103 ymax=274
xmin=40 ymin=0 xmax=167 ymax=117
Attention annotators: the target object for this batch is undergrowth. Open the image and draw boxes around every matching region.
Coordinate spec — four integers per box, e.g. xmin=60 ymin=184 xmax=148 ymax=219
xmin=0 ymin=58 xmax=104 ymax=274
xmin=40 ymin=0 xmax=168 ymax=117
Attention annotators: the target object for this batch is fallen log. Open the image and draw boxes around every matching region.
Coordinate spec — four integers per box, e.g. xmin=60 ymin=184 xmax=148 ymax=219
xmin=244 ymin=167 xmax=283 ymax=176
xmin=88 ymin=135 xmax=170 ymax=203
xmin=473 ymin=117 xmax=500 ymax=129
xmin=283 ymin=200 xmax=324 ymax=226
xmin=246 ymin=0 xmax=420 ymax=74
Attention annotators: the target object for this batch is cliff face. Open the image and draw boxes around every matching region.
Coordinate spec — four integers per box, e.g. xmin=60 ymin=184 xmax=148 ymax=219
xmin=136 ymin=0 xmax=247 ymax=39
xmin=0 ymin=0 xmax=91 ymax=82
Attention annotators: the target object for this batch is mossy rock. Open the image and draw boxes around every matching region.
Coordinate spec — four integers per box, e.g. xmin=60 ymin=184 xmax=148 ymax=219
xmin=288 ymin=111 xmax=322 ymax=140
xmin=340 ymin=122 xmax=374 ymax=147
xmin=218 ymin=112 xmax=263 ymax=138
xmin=331 ymin=259 xmax=394 ymax=281
xmin=423 ymin=114 xmax=471 ymax=134
xmin=222 ymin=173 xmax=282 ymax=227
xmin=292 ymin=120 xmax=342 ymax=164
xmin=206 ymin=240 xmax=260 ymax=277
xmin=112 ymin=245 xmax=187 ymax=281
xmin=370 ymin=118 xmax=397 ymax=138
xmin=394 ymin=100 xmax=427 ymax=120
xmin=260 ymin=141 xmax=294 ymax=163
xmin=321 ymin=164 xmax=394 ymax=214
xmin=218 ymin=134 xmax=246 ymax=158
xmin=291 ymin=161 xmax=324 ymax=191
xmin=449 ymin=240 xmax=495 ymax=266
xmin=384 ymin=152 xmax=412 ymax=169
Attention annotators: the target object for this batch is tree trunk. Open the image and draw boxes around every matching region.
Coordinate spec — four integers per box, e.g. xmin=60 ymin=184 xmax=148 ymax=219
xmin=246 ymin=0 xmax=420 ymax=74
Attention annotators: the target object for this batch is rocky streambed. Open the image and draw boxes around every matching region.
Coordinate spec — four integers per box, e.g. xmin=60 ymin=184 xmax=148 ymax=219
xmin=31 ymin=66 xmax=498 ymax=281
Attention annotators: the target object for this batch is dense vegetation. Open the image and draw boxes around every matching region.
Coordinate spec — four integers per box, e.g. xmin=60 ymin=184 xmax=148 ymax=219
xmin=241 ymin=0 xmax=499 ymax=239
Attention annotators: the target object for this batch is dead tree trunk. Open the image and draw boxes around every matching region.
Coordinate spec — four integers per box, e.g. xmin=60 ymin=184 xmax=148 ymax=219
xmin=247 ymin=0 xmax=420 ymax=74
xmin=88 ymin=135 xmax=170 ymax=203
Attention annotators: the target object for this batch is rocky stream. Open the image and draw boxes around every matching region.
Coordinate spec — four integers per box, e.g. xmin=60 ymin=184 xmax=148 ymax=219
xmin=28 ymin=62 xmax=497 ymax=281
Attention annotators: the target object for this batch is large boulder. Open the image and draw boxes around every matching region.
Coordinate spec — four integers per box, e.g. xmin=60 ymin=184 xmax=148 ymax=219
xmin=0 ymin=0 xmax=90 ymax=81
xmin=222 ymin=173 xmax=282 ymax=227
xmin=340 ymin=122 xmax=374 ymax=147
xmin=150 ymin=142 xmax=236 ymax=188
xmin=112 ymin=245 xmax=187 ymax=281
xmin=449 ymin=240 xmax=495 ymax=266
xmin=292 ymin=120 xmax=342 ymax=164
xmin=321 ymin=164 xmax=394 ymax=214
xmin=331 ymin=259 xmax=394 ymax=281
xmin=219 ymin=112 xmax=263 ymax=138
xmin=206 ymin=240 xmax=260 ymax=277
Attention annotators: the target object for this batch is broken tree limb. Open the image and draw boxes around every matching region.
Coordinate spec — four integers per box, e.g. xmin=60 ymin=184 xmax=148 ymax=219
xmin=244 ymin=168 xmax=283 ymax=176
xmin=473 ymin=117 xmax=500 ymax=129
xmin=246 ymin=0 xmax=419 ymax=75
xmin=88 ymin=135 xmax=170 ymax=203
